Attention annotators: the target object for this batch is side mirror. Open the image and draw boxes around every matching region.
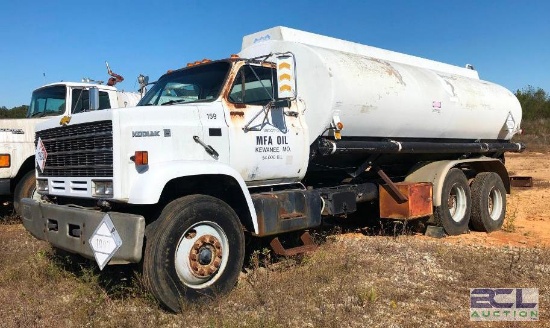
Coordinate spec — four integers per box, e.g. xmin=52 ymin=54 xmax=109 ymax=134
xmin=138 ymin=74 xmax=149 ymax=96
xmin=276 ymin=54 xmax=296 ymax=99
xmin=138 ymin=74 xmax=149 ymax=86
xmin=88 ymin=87 xmax=100 ymax=111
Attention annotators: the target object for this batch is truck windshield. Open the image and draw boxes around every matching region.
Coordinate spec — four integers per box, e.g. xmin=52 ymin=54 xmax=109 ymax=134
xmin=138 ymin=61 xmax=231 ymax=106
xmin=27 ymin=85 xmax=67 ymax=118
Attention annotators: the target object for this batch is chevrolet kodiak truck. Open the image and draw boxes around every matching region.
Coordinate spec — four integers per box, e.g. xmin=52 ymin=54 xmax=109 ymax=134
xmin=1 ymin=80 xmax=141 ymax=214
xmin=21 ymin=27 xmax=523 ymax=311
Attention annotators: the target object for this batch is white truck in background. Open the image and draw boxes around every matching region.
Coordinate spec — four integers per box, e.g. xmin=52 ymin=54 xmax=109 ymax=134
xmin=1 ymin=69 xmax=142 ymax=214
xmin=21 ymin=27 xmax=523 ymax=311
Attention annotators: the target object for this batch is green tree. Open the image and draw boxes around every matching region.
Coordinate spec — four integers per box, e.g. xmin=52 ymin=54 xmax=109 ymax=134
xmin=515 ymin=86 xmax=550 ymax=120
xmin=0 ymin=105 xmax=28 ymax=118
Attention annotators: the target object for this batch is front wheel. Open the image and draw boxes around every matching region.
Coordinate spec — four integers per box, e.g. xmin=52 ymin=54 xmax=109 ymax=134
xmin=434 ymin=168 xmax=471 ymax=235
xmin=469 ymin=172 xmax=506 ymax=232
xmin=14 ymin=171 xmax=38 ymax=215
xmin=143 ymin=195 xmax=245 ymax=312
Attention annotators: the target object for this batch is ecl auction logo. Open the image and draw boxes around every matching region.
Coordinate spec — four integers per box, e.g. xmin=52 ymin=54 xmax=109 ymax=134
xmin=470 ymin=288 xmax=538 ymax=321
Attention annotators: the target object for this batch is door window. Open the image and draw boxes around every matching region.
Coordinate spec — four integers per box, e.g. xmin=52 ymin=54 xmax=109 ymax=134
xmin=228 ymin=65 xmax=275 ymax=106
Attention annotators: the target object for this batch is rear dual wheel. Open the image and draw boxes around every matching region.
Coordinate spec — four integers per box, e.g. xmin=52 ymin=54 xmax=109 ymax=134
xmin=434 ymin=169 xmax=507 ymax=235
xmin=470 ymin=172 xmax=506 ymax=232
xmin=143 ymin=195 xmax=245 ymax=312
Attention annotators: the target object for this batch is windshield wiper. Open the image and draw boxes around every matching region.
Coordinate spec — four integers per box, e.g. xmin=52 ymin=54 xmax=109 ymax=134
xmin=29 ymin=112 xmax=45 ymax=118
xmin=161 ymin=99 xmax=188 ymax=106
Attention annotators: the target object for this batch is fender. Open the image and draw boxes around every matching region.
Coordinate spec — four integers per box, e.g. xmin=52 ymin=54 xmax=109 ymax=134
xmin=128 ymin=160 xmax=259 ymax=233
xmin=405 ymin=157 xmax=510 ymax=207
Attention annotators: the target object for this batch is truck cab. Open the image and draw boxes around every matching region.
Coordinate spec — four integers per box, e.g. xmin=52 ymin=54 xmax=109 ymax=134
xmin=136 ymin=58 xmax=308 ymax=184
xmin=0 ymin=82 xmax=141 ymax=214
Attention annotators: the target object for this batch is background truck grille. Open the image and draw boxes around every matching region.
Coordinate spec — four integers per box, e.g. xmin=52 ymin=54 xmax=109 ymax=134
xmin=36 ymin=120 xmax=113 ymax=177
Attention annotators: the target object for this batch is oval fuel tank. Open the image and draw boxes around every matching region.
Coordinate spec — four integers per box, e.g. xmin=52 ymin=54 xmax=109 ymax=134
xmin=239 ymin=27 xmax=522 ymax=144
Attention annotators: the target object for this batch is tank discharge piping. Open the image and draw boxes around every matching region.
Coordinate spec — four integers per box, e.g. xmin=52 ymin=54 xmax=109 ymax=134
xmin=317 ymin=139 xmax=525 ymax=156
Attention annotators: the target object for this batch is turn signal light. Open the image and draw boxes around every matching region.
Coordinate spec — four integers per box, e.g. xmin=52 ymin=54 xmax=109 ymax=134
xmin=133 ymin=151 xmax=148 ymax=165
xmin=187 ymin=59 xmax=212 ymax=67
xmin=336 ymin=122 xmax=344 ymax=130
xmin=0 ymin=154 xmax=10 ymax=168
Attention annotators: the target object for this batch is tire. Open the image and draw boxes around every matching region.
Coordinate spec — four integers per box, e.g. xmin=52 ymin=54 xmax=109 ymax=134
xmin=13 ymin=171 xmax=38 ymax=215
xmin=434 ymin=168 xmax=471 ymax=235
xmin=143 ymin=195 xmax=245 ymax=312
xmin=469 ymin=172 xmax=506 ymax=232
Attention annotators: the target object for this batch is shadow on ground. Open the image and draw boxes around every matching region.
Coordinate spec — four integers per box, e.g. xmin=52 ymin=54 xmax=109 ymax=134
xmin=0 ymin=196 xmax=18 ymax=224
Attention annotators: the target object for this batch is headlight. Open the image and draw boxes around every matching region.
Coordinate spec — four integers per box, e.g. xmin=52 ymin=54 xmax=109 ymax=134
xmin=93 ymin=180 xmax=113 ymax=197
xmin=37 ymin=179 xmax=48 ymax=193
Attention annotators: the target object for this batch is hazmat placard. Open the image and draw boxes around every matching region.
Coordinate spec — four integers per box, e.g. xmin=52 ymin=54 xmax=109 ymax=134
xmin=89 ymin=214 xmax=122 ymax=270
xmin=35 ymin=137 xmax=47 ymax=173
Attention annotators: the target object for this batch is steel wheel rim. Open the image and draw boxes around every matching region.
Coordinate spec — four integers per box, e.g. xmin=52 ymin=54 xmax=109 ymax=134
xmin=174 ymin=221 xmax=229 ymax=288
xmin=448 ymin=183 xmax=467 ymax=223
xmin=488 ymin=187 xmax=503 ymax=221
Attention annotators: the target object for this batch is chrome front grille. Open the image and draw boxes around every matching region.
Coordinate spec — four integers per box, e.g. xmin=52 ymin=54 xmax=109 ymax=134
xmin=36 ymin=120 xmax=113 ymax=177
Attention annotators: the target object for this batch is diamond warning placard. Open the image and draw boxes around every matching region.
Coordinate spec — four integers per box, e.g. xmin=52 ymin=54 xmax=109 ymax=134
xmin=89 ymin=214 xmax=122 ymax=270
xmin=35 ymin=137 xmax=47 ymax=173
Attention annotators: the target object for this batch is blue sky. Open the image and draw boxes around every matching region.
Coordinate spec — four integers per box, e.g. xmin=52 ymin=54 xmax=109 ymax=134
xmin=1 ymin=0 xmax=548 ymax=108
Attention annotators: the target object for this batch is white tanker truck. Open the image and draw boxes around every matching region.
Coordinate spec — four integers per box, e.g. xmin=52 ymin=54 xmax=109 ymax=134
xmin=21 ymin=27 xmax=523 ymax=311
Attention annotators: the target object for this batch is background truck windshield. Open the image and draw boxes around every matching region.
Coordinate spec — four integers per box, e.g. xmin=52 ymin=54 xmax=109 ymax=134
xmin=27 ymin=85 xmax=66 ymax=117
xmin=138 ymin=62 xmax=231 ymax=106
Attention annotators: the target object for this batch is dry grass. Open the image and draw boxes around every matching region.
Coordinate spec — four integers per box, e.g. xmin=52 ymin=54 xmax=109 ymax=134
xmin=502 ymin=204 xmax=518 ymax=233
xmin=0 ymin=198 xmax=19 ymax=225
xmin=0 ymin=223 xmax=548 ymax=327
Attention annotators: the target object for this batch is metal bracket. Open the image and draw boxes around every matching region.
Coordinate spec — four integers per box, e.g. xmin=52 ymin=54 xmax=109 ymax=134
xmin=242 ymin=102 xmax=270 ymax=132
xmin=269 ymin=231 xmax=318 ymax=256
xmin=348 ymin=154 xmax=381 ymax=178
xmin=376 ymin=166 xmax=409 ymax=203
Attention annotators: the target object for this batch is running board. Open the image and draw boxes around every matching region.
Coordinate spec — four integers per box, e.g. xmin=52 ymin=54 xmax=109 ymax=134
xmin=269 ymin=231 xmax=318 ymax=256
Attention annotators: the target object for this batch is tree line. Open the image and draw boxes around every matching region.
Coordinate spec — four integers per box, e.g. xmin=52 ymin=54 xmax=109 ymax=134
xmin=0 ymin=86 xmax=549 ymax=120
xmin=0 ymin=105 xmax=28 ymax=118
xmin=515 ymin=86 xmax=550 ymax=120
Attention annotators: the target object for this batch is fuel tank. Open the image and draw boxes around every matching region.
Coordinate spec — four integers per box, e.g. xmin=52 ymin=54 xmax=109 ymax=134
xmin=239 ymin=27 xmax=522 ymax=144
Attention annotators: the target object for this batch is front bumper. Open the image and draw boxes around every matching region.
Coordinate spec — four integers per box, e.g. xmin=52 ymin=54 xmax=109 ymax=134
xmin=21 ymin=198 xmax=145 ymax=264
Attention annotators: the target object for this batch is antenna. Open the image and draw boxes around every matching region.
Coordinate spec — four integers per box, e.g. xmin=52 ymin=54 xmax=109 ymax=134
xmin=43 ymin=72 xmax=46 ymax=84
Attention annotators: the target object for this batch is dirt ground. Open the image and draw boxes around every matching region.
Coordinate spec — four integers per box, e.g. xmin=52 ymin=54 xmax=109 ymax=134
xmin=433 ymin=151 xmax=550 ymax=248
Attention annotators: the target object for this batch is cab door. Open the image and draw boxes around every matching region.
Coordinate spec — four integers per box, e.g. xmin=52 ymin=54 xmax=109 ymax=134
xmin=70 ymin=87 xmax=111 ymax=113
xmin=224 ymin=63 xmax=309 ymax=184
